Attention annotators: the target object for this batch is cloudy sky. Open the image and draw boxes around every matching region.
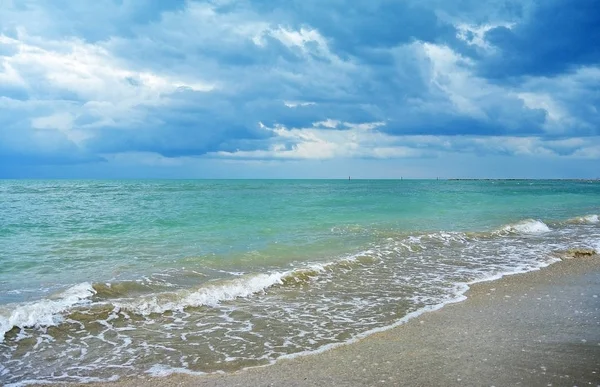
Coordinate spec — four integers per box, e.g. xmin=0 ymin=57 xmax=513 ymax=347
xmin=1 ymin=0 xmax=599 ymax=178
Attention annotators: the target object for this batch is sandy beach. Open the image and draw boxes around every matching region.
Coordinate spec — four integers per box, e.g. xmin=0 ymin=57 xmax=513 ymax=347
xmin=63 ymin=253 xmax=600 ymax=387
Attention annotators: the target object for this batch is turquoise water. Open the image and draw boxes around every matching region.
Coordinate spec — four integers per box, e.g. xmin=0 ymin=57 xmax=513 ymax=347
xmin=1 ymin=179 xmax=599 ymax=385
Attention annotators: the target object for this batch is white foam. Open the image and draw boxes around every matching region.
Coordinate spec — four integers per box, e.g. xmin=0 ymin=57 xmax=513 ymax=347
xmin=113 ymin=256 xmax=360 ymax=316
xmin=425 ymin=231 xmax=470 ymax=244
xmin=269 ymin=257 xmax=559 ymax=366
xmin=116 ymin=272 xmax=290 ymax=315
xmin=0 ymin=283 xmax=96 ymax=341
xmin=146 ymin=364 xmax=207 ymax=378
xmin=274 ymin=293 xmax=468 ymax=364
xmin=568 ymin=214 xmax=599 ymax=224
xmin=3 ymin=224 xmax=580 ymax=384
xmin=499 ymin=219 xmax=551 ymax=235
xmin=5 ymin=375 xmax=120 ymax=387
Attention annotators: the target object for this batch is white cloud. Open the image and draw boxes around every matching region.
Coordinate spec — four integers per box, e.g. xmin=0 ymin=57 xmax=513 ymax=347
xmin=0 ymin=58 xmax=26 ymax=87
xmin=313 ymin=119 xmax=341 ymax=128
xmin=283 ymin=101 xmax=316 ymax=108
xmin=209 ymin=119 xmax=600 ymax=161
xmin=517 ymin=66 xmax=600 ymax=133
xmin=572 ymin=145 xmax=600 ymax=159
xmin=31 ymin=112 xmax=74 ymax=131
xmin=0 ymin=30 xmax=217 ymax=150
xmin=183 ymin=2 xmax=270 ymax=44
xmin=516 ymin=90 xmax=582 ymax=134
xmin=1 ymin=0 xmax=598 ymax=176
xmin=421 ymin=42 xmax=489 ymax=119
xmin=415 ymin=41 xmax=598 ymax=135
xmin=264 ymin=25 xmax=348 ymax=66
xmin=269 ymin=26 xmax=325 ymax=49
xmin=455 ymin=23 xmax=514 ymax=50
xmin=0 ymin=33 xmax=213 ymax=103
xmin=212 ymin=121 xmax=432 ymax=160
xmin=517 ymin=92 xmax=565 ymax=122
xmin=30 ymin=112 xmax=92 ymax=145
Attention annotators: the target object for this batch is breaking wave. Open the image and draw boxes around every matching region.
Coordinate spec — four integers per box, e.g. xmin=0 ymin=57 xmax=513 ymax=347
xmin=0 ymin=283 xmax=95 ymax=341
xmin=566 ymin=214 xmax=599 ymax=224
xmin=0 ymin=254 xmax=368 ymax=335
xmin=0 ymin=218 xmax=567 ymax=340
xmin=114 ymin=272 xmax=290 ymax=315
xmin=113 ymin=255 xmax=367 ymax=315
xmin=497 ymin=219 xmax=551 ymax=235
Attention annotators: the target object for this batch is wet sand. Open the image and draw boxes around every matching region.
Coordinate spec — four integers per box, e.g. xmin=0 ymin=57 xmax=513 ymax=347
xmin=74 ymin=255 xmax=600 ymax=387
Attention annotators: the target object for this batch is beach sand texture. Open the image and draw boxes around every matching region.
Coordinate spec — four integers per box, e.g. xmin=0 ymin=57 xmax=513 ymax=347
xmin=70 ymin=254 xmax=600 ymax=387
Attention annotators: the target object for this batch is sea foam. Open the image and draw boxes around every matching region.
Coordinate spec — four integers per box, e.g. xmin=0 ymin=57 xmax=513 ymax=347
xmin=567 ymin=214 xmax=599 ymax=224
xmin=112 ymin=255 xmax=367 ymax=315
xmin=499 ymin=219 xmax=551 ymax=235
xmin=115 ymin=271 xmax=304 ymax=315
xmin=0 ymin=283 xmax=96 ymax=341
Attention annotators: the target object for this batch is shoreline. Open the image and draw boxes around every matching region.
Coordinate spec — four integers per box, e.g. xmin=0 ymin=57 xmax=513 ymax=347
xmin=58 ymin=253 xmax=600 ymax=387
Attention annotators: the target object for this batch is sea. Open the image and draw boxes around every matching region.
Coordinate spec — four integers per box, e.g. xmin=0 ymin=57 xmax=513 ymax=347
xmin=1 ymin=179 xmax=599 ymax=386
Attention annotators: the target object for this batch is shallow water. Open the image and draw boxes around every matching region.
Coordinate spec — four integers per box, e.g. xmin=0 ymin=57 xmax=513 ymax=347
xmin=1 ymin=179 xmax=599 ymax=385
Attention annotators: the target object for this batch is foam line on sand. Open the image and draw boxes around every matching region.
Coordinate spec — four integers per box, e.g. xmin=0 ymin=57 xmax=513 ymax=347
xmin=53 ymin=255 xmax=600 ymax=387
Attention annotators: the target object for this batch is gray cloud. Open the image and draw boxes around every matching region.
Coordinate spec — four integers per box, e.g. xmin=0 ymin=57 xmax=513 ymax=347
xmin=0 ymin=0 xmax=598 ymax=176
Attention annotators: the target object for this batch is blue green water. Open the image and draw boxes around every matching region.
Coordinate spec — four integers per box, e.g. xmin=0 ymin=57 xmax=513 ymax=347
xmin=1 ymin=180 xmax=599 ymax=385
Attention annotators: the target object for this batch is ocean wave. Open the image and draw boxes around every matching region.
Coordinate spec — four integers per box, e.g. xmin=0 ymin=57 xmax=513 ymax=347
xmin=92 ymin=281 xmax=174 ymax=299
xmin=3 ymin=218 xmax=594 ymax=384
xmin=497 ymin=219 xmax=551 ymax=235
xmin=0 ymin=283 xmax=96 ymax=341
xmin=566 ymin=214 xmax=599 ymax=224
xmin=418 ymin=231 xmax=472 ymax=245
xmin=0 ymin=253 xmax=371 ymax=337
xmin=0 ymin=218 xmax=564 ymax=340
xmin=112 ymin=252 xmax=376 ymax=316
xmin=113 ymin=272 xmax=291 ymax=315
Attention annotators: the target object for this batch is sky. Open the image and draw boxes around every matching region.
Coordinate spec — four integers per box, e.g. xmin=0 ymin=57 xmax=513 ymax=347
xmin=0 ymin=0 xmax=599 ymax=178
